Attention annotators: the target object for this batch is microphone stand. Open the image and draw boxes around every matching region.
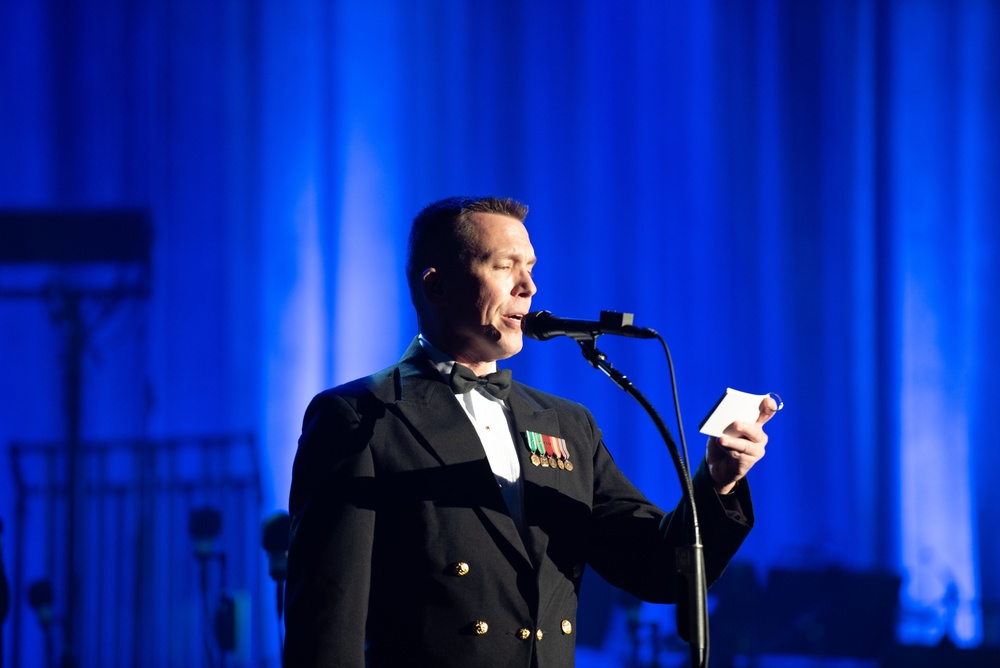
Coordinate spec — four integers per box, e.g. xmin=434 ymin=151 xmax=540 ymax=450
xmin=576 ymin=339 xmax=709 ymax=668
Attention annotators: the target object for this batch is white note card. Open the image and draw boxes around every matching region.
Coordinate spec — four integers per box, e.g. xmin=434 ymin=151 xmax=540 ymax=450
xmin=698 ymin=388 xmax=783 ymax=437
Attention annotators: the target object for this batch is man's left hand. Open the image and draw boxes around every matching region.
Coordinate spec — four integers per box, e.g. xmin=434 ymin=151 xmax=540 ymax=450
xmin=706 ymin=396 xmax=777 ymax=495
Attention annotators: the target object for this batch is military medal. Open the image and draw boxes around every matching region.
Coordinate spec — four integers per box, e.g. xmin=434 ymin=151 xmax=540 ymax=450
xmin=542 ymin=435 xmax=558 ymax=468
xmin=558 ymin=437 xmax=573 ymax=471
xmin=550 ymin=435 xmax=565 ymax=469
xmin=534 ymin=431 xmax=548 ymax=466
xmin=523 ymin=431 xmax=542 ymax=466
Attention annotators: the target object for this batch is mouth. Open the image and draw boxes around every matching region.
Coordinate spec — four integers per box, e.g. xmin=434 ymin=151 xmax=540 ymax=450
xmin=502 ymin=313 xmax=525 ymax=330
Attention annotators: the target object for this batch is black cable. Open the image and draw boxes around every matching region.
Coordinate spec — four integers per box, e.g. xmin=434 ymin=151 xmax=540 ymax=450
xmin=653 ymin=334 xmax=694 ymax=479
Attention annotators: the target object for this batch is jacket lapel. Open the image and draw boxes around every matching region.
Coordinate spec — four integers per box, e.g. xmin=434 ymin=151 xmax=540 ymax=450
xmin=391 ymin=339 xmax=534 ymax=568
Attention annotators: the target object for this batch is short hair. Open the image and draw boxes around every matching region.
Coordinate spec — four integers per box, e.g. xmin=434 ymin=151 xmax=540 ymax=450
xmin=405 ymin=196 xmax=529 ymax=308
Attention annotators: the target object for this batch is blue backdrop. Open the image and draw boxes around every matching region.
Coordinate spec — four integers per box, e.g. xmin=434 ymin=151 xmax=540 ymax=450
xmin=1 ymin=1 xmax=998 ymax=666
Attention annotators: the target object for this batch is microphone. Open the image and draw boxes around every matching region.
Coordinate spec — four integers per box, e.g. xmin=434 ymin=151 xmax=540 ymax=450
xmin=188 ymin=507 xmax=222 ymax=561
xmin=28 ymin=580 xmax=54 ymax=628
xmin=261 ymin=512 xmax=291 ymax=583
xmin=261 ymin=512 xmax=291 ymax=624
xmin=521 ymin=310 xmax=657 ymax=341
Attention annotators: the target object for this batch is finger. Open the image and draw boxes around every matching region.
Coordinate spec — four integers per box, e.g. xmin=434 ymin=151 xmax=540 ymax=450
xmin=755 ymin=396 xmax=778 ymax=426
xmin=720 ymin=423 xmax=768 ymax=454
xmin=718 ymin=432 xmax=765 ymax=453
xmin=706 ymin=434 xmax=729 ymax=458
xmin=716 ymin=440 xmax=764 ymax=465
xmin=723 ymin=420 xmax=766 ymax=442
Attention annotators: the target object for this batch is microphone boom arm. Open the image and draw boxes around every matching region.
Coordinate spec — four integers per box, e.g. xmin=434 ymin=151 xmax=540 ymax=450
xmin=576 ymin=339 xmax=709 ymax=668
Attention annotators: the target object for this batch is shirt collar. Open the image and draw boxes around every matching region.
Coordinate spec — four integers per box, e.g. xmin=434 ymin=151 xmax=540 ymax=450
xmin=417 ymin=334 xmax=498 ymax=379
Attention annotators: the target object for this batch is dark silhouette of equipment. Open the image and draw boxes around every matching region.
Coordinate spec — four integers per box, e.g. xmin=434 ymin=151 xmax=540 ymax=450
xmin=261 ymin=511 xmax=291 ymax=654
xmin=27 ymin=580 xmax=54 ymax=628
xmin=261 ymin=512 xmax=290 ymax=584
xmin=189 ymin=507 xmax=230 ymax=668
xmin=760 ymin=567 xmax=901 ymax=658
xmin=28 ymin=580 xmax=55 ymax=668
xmin=190 ymin=507 xmax=224 ymax=562
xmin=1 ymin=210 xmax=151 ymax=667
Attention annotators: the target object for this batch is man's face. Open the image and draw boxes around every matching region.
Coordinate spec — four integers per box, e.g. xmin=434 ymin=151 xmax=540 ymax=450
xmin=434 ymin=212 xmax=537 ymax=370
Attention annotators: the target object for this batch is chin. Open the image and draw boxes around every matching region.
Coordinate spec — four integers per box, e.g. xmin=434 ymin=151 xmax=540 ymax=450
xmin=497 ymin=336 xmax=523 ymax=360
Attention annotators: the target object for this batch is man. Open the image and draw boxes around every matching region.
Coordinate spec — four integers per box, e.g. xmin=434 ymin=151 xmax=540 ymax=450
xmin=284 ymin=196 xmax=775 ymax=667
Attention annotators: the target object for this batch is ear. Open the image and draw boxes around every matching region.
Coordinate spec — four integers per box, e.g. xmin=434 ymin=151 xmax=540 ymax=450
xmin=421 ymin=267 xmax=447 ymax=304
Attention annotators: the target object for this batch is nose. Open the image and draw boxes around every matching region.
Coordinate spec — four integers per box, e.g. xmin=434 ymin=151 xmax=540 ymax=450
xmin=516 ymin=268 xmax=537 ymax=297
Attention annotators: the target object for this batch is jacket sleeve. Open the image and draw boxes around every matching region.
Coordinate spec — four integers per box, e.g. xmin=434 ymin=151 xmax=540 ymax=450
xmin=585 ymin=420 xmax=753 ymax=604
xmin=284 ymin=391 xmax=376 ymax=668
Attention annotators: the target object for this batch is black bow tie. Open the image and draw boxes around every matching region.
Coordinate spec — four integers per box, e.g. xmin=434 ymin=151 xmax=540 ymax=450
xmin=449 ymin=364 xmax=512 ymax=400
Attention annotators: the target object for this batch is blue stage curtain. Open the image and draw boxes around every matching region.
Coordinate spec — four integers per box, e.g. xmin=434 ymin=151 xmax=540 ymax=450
xmin=1 ymin=1 xmax=998 ymax=665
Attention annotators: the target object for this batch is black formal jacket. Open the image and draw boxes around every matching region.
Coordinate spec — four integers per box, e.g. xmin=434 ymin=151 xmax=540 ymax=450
xmin=284 ymin=339 xmax=753 ymax=667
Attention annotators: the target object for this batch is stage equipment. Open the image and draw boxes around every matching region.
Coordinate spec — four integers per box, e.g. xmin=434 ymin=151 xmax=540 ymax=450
xmin=9 ymin=433 xmax=262 ymax=666
xmin=261 ymin=511 xmax=290 ymax=654
xmin=27 ymin=580 xmax=55 ymax=668
xmin=189 ymin=507 xmax=229 ymax=668
xmin=1 ymin=210 xmax=151 ymax=666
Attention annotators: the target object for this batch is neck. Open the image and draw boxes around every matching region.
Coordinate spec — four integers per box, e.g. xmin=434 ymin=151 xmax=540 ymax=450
xmin=418 ymin=333 xmax=497 ymax=376
xmin=454 ymin=359 xmax=497 ymax=376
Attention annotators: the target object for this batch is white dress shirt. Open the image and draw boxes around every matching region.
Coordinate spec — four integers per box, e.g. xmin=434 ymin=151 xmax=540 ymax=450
xmin=418 ymin=336 xmax=525 ymax=535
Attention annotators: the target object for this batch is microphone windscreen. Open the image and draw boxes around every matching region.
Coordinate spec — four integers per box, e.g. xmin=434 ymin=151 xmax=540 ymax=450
xmin=261 ymin=512 xmax=291 ymax=553
xmin=188 ymin=507 xmax=222 ymax=540
xmin=520 ymin=310 xmax=554 ymax=340
xmin=28 ymin=580 xmax=53 ymax=609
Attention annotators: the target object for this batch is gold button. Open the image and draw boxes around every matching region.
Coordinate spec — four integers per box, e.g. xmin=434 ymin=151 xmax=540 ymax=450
xmin=536 ymin=629 xmax=544 ymax=641
xmin=561 ymin=620 xmax=573 ymax=635
xmin=517 ymin=628 xmax=531 ymax=640
xmin=453 ymin=562 xmax=470 ymax=576
xmin=475 ymin=620 xmax=489 ymax=635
